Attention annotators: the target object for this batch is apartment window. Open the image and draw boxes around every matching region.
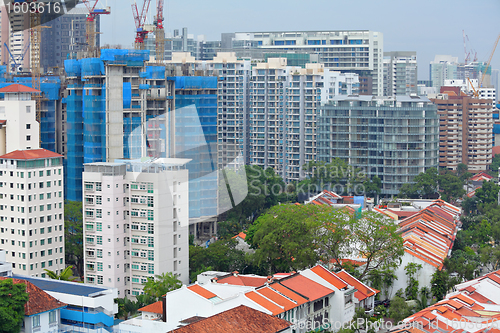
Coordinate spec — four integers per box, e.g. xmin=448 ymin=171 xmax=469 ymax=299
xmin=26 ymin=124 xmax=31 ymax=130
xmin=32 ymin=315 xmax=40 ymax=328
xmin=96 ymin=236 xmax=102 ymax=245
xmin=26 ymin=106 xmax=31 ymax=113
xmin=49 ymin=311 xmax=56 ymax=324
xmin=96 ymin=182 xmax=102 ymax=191
xmin=97 ymin=276 xmax=103 ymax=284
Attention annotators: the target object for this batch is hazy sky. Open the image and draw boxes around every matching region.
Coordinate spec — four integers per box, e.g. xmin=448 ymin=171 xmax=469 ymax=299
xmin=98 ymin=0 xmax=500 ymax=80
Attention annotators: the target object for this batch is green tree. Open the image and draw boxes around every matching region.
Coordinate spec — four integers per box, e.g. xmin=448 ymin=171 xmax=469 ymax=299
xmin=430 ymin=269 xmax=450 ymax=301
xmin=65 ymin=201 xmax=84 ymax=277
xmin=438 ymin=171 xmax=466 ymax=202
xmin=44 ymin=265 xmax=77 ymax=281
xmin=490 ymin=154 xmax=500 ymax=174
xmin=388 ymin=296 xmax=411 ymax=323
xmin=142 ymin=272 xmax=182 ymax=301
xmin=0 ymin=279 xmax=29 ymax=333
xmin=246 ymin=204 xmax=322 ymax=273
xmin=475 ymin=180 xmax=500 ymax=207
xmin=363 ymin=175 xmax=382 ymax=202
xmin=404 ymin=263 xmax=422 ymax=300
xmin=114 ymin=297 xmax=139 ymax=320
xmin=398 ymin=168 xmax=439 ymax=199
xmin=189 ymin=239 xmax=246 ymax=279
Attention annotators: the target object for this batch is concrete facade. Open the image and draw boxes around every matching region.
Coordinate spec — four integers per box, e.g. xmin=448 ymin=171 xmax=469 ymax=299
xmin=383 ymin=51 xmax=417 ymax=97
xmin=83 ymin=159 xmax=190 ymax=298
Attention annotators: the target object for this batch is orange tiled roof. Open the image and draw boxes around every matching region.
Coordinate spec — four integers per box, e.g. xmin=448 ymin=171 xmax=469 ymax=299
xmin=0 ymin=149 xmax=62 ymax=160
xmin=336 ymin=270 xmax=378 ymax=300
xmin=310 ymin=265 xmax=348 ymax=290
xmin=138 ymin=300 xmax=163 ymax=314
xmin=216 ymin=274 xmax=268 ymax=287
xmin=268 ymin=283 xmax=308 ymax=306
xmin=0 ymin=277 xmax=66 ymax=316
xmin=187 ymin=284 xmax=218 ymax=299
xmin=255 ymin=286 xmax=298 ymax=312
xmin=278 ymin=274 xmax=333 ymax=301
xmin=170 ymin=305 xmax=290 ymax=333
xmin=232 ymin=232 xmax=247 ymax=240
xmin=0 ymin=83 xmax=40 ymax=93
xmin=245 ymin=291 xmax=284 ymax=315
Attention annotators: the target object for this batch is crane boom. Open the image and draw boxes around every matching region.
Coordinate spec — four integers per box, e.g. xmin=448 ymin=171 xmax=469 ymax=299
xmin=82 ymin=1 xmax=110 ymax=57
xmin=131 ymin=0 xmax=152 ymax=50
xmin=479 ymin=34 xmax=500 ymax=88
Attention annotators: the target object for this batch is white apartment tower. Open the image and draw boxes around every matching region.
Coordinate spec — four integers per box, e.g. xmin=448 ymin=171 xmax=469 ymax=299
xmin=249 ymin=58 xmax=359 ymax=182
xmin=0 ymin=149 xmax=65 ymax=277
xmin=83 ymin=158 xmax=190 ymax=297
xmin=383 ymin=51 xmax=417 ymax=96
xmin=205 ymin=52 xmax=251 ymax=169
xmin=0 ymin=84 xmax=64 ymax=278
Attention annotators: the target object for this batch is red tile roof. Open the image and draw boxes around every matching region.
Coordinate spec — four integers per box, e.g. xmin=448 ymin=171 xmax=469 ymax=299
xmin=470 ymin=172 xmax=494 ymax=182
xmin=0 ymin=84 xmax=40 ymax=94
xmin=245 ymin=291 xmax=284 ymax=315
xmin=216 ymin=274 xmax=268 ymax=287
xmin=255 ymin=287 xmax=298 ymax=312
xmin=336 ymin=270 xmax=378 ymax=301
xmin=0 ymin=277 xmax=66 ymax=316
xmin=187 ymin=284 xmax=218 ymax=300
xmin=170 ymin=305 xmax=290 ymax=333
xmin=310 ymin=265 xmax=348 ymax=290
xmin=278 ymin=274 xmax=333 ymax=301
xmin=138 ymin=300 xmax=163 ymax=314
xmin=232 ymin=232 xmax=247 ymax=240
xmin=0 ymin=149 xmax=62 ymax=160
xmin=268 ymin=283 xmax=308 ymax=306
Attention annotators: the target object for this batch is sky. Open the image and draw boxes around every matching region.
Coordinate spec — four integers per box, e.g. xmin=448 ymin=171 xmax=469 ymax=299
xmin=98 ymin=0 xmax=500 ymax=80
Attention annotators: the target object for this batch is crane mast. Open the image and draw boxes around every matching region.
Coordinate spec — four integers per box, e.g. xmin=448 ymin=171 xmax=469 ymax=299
xmin=155 ymin=0 xmax=165 ymax=62
xmin=82 ymin=0 xmax=111 ymax=58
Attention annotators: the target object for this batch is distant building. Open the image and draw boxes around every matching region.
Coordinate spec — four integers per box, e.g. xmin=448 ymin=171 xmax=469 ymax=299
xmin=430 ymin=55 xmax=459 ymax=91
xmin=318 ymin=95 xmax=439 ymax=196
xmin=232 ymin=30 xmax=384 ymax=96
xmin=383 ymin=51 xmax=417 ymax=96
xmin=430 ymin=86 xmax=494 ymax=171
xmin=82 ymin=158 xmax=190 ymax=297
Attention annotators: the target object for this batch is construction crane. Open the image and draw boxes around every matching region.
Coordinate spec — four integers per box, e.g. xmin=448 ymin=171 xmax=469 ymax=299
xmin=478 ymin=34 xmax=500 ymax=90
xmin=82 ymin=0 xmax=111 ymax=58
xmin=131 ymin=0 xmax=152 ymax=50
xmin=154 ymin=0 xmax=165 ymax=62
xmin=3 ymin=42 xmax=30 ymax=73
xmin=28 ymin=0 xmax=43 ymax=124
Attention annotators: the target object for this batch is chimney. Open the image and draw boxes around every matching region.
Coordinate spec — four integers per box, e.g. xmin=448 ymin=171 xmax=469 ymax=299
xmin=162 ymin=295 xmax=167 ymax=322
xmin=267 ymin=275 xmax=273 ymax=283
xmin=233 ymin=271 xmax=239 ymax=277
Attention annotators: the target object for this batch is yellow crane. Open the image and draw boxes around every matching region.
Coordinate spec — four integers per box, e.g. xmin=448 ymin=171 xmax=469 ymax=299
xmin=472 ymin=33 xmax=500 ymax=97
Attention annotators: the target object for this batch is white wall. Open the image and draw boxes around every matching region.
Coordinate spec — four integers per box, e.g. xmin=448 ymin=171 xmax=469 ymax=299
xmin=391 ymin=252 xmax=436 ymax=299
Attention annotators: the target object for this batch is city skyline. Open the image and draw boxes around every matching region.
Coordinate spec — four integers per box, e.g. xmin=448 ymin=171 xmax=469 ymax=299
xmin=99 ymin=0 xmax=500 ymax=80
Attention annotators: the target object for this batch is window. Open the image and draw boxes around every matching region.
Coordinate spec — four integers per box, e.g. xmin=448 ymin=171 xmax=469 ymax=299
xmin=96 ymin=236 xmax=102 ymax=245
xmin=97 ymin=262 xmax=103 ymax=271
xmin=26 ymin=124 xmax=31 ymax=130
xmin=97 ymin=275 xmax=103 ymax=284
xmin=32 ymin=315 xmax=40 ymax=327
xmin=96 ymin=222 xmax=102 ymax=231
xmin=49 ymin=311 xmax=56 ymax=323
xmin=26 ymin=106 xmax=31 ymax=113
xmin=96 ymin=182 xmax=102 ymax=191
xmin=96 ymin=249 xmax=102 ymax=258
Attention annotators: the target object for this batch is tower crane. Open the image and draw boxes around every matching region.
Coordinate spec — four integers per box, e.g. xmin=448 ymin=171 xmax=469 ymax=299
xmin=81 ymin=0 xmax=111 ymax=58
xmin=154 ymin=0 xmax=165 ymax=62
xmin=479 ymin=34 xmax=500 ymax=90
xmin=131 ymin=0 xmax=152 ymax=50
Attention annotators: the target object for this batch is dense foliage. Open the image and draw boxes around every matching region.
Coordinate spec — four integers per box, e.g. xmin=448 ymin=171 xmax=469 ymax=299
xmin=0 ymin=279 xmax=29 ymax=333
xmin=65 ymin=201 xmax=84 ymax=278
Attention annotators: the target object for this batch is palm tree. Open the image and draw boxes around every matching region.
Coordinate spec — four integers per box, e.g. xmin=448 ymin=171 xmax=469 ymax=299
xmin=44 ymin=265 xmax=78 ymax=281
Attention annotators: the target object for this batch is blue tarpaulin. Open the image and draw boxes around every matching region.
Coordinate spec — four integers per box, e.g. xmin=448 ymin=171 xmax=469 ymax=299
xmin=173 ymin=76 xmax=217 ymax=90
xmin=123 ymin=82 xmax=131 ymax=109
xmin=494 ymin=124 xmax=500 ymax=134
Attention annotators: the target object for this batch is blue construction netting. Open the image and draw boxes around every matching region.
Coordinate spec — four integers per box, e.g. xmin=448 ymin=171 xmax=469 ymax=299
xmin=81 ymin=58 xmax=105 ymax=77
xmin=139 ymin=84 xmax=150 ymax=90
xmin=100 ymin=49 xmax=149 ymax=66
xmin=123 ymin=117 xmax=142 ymax=159
xmin=174 ymin=76 xmax=217 ymax=90
xmin=144 ymin=66 xmax=165 ymax=80
xmin=497 ymin=104 xmax=500 ymax=110
xmin=64 ymin=59 xmax=81 ymax=77
xmin=353 ymin=196 xmax=365 ymax=208
xmin=123 ymin=82 xmax=131 ymax=109
xmin=494 ymin=113 xmax=499 ymax=120
xmin=174 ymin=79 xmax=218 ymax=219
xmin=66 ymin=83 xmax=84 ymax=202
xmin=83 ymin=84 xmax=106 ymax=164
xmin=494 ymin=124 xmax=500 ymax=134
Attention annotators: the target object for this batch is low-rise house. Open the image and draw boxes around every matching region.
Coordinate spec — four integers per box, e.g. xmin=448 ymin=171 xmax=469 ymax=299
xmin=14 ymin=275 xmax=118 ymax=333
xmin=119 ymin=265 xmax=375 ymax=333
xmin=231 ymin=232 xmax=253 ymax=253
xmin=391 ymin=201 xmax=461 ymax=299
xmin=170 ymin=305 xmax=291 ymax=333
xmin=0 ymin=277 xmax=66 ymax=333
xmin=397 ymin=269 xmax=500 ymax=333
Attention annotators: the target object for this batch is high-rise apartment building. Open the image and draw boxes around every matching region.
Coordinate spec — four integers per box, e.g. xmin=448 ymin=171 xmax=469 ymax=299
xmin=231 ymin=30 xmax=383 ymax=96
xmin=430 ymin=55 xmax=459 ymax=91
xmin=318 ymin=95 xmax=439 ymax=196
xmin=0 ymin=9 xmax=30 ymax=72
xmin=248 ymin=58 xmax=359 ymax=182
xmin=41 ymin=7 xmax=100 ymax=72
xmin=430 ymin=86 xmax=493 ymax=171
xmin=383 ymin=51 xmax=417 ymax=96
xmin=0 ymin=84 xmax=64 ymax=277
xmin=82 ymin=159 xmax=189 ymax=297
